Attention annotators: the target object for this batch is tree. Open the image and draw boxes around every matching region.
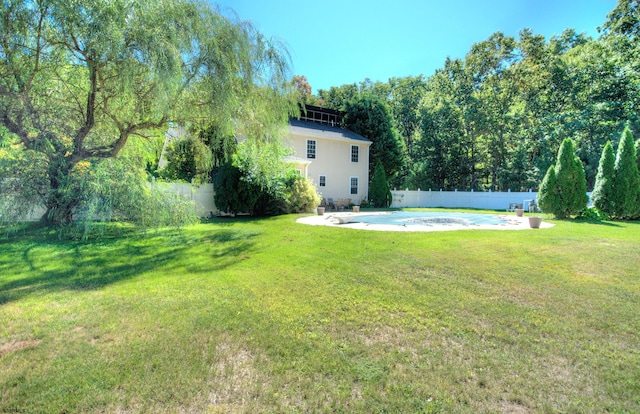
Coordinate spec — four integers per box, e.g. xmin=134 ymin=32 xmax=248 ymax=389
xmin=555 ymin=138 xmax=589 ymax=218
xmin=611 ymin=126 xmax=640 ymax=218
xmin=389 ymin=76 xmax=427 ymax=158
xmin=537 ymin=166 xmax=559 ymax=215
xmin=537 ymin=138 xmax=588 ymax=218
xmin=369 ymin=161 xmax=391 ymax=208
xmin=0 ymin=0 xmax=295 ymax=225
xmin=291 ymin=75 xmax=321 ymax=106
xmin=343 ymin=93 xmax=407 ymax=184
xmin=591 ymin=141 xmax=616 ymax=215
xmin=162 ymin=134 xmax=213 ymax=183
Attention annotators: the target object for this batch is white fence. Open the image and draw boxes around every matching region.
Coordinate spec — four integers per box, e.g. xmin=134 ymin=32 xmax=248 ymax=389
xmin=153 ymin=181 xmax=217 ymax=217
xmin=390 ymin=189 xmax=593 ymax=211
xmin=15 ymin=182 xmax=217 ymax=222
xmin=390 ymin=189 xmax=540 ymax=211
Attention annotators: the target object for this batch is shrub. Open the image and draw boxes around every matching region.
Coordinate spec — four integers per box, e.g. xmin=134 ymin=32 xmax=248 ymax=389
xmin=576 ymin=207 xmax=610 ymax=221
xmin=286 ymin=175 xmax=321 ymax=214
xmin=213 ymin=162 xmax=260 ymax=215
xmin=162 ymin=134 xmax=213 ymax=184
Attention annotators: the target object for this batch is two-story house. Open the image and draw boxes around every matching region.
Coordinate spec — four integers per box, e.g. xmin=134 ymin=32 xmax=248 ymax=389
xmin=286 ymin=105 xmax=372 ymax=205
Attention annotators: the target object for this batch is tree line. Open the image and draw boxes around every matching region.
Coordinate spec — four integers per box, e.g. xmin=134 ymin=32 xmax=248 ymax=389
xmin=296 ymin=0 xmax=640 ymax=194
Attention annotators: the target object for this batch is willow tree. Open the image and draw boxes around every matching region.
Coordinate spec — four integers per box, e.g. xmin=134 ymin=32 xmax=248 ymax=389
xmin=0 ymin=0 xmax=295 ymax=225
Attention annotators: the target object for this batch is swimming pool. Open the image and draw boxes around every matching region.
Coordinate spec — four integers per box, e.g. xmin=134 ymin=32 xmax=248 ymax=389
xmin=351 ymin=211 xmax=507 ymax=227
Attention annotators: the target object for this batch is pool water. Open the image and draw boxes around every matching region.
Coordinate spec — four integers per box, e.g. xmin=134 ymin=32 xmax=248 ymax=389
xmin=352 ymin=211 xmax=506 ymax=227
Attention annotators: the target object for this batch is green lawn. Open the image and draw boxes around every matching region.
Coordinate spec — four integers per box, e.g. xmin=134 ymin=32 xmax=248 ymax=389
xmin=1 ymin=212 xmax=639 ymax=413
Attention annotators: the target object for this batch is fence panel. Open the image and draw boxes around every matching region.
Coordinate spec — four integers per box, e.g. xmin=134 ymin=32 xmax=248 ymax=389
xmin=390 ymin=189 xmax=539 ymax=211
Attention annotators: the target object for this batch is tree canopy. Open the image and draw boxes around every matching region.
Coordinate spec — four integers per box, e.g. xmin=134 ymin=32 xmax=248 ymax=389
xmin=0 ymin=0 xmax=296 ymax=225
xmin=304 ymin=0 xmax=639 ymax=195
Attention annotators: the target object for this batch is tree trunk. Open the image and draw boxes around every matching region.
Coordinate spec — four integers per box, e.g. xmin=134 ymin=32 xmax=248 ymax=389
xmin=41 ymin=158 xmax=77 ymax=225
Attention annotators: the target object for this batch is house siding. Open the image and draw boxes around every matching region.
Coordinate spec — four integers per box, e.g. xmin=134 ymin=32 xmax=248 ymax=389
xmin=286 ymin=122 xmax=371 ymax=203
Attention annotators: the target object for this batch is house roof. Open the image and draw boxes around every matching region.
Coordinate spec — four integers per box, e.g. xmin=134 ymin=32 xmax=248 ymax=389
xmin=288 ymin=119 xmax=371 ymax=144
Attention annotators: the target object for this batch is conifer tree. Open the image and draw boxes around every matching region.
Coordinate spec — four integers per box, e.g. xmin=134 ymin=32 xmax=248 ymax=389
xmin=554 ymin=138 xmax=588 ymax=218
xmin=591 ymin=141 xmax=616 ymax=215
xmin=611 ymin=127 xmax=640 ymax=219
xmin=537 ymin=138 xmax=588 ymax=218
xmin=369 ymin=161 xmax=392 ymax=208
xmin=537 ymin=166 xmax=559 ymax=215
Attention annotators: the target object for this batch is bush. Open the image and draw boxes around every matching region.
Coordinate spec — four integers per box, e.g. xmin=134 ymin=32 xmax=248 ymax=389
xmin=162 ymin=134 xmax=213 ymax=184
xmin=286 ymin=175 xmax=321 ymax=214
xmin=213 ymin=162 xmax=320 ymax=216
xmin=213 ymin=162 xmax=260 ymax=215
xmin=576 ymin=207 xmax=610 ymax=221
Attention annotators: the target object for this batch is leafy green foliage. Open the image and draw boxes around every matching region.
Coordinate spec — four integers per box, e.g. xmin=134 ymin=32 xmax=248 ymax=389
xmin=369 ymin=161 xmax=392 ymax=208
xmin=0 ymin=0 xmax=295 ymax=226
xmin=537 ymin=166 xmax=559 ymax=215
xmin=308 ymin=3 xmax=640 ymax=193
xmin=576 ymin=206 xmax=610 ymax=221
xmin=591 ymin=141 xmax=616 ymax=214
xmin=213 ymin=140 xmax=320 ymax=216
xmin=0 ymin=143 xmax=49 ymax=224
xmin=552 ymin=139 xmax=589 ymax=218
xmin=213 ymin=162 xmax=258 ymax=216
xmin=342 ymin=93 xmax=407 ymax=184
xmin=287 ymin=175 xmax=321 ymax=214
xmin=537 ymin=139 xmax=588 ymax=219
xmin=162 ymin=134 xmax=214 ymax=184
xmin=611 ymin=126 xmax=640 ymax=219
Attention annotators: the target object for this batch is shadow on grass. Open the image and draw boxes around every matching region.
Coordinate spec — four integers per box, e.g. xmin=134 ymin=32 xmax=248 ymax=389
xmin=0 ymin=225 xmax=258 ymax=305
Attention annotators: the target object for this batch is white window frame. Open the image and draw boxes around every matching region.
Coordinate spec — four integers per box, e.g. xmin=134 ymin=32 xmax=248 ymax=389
xmin=351 ymin=145 xmax=359 ymax=163
xmin=319 ymin=175 xmax=326 ymax=187
xmin=306 ymin=139 xmax=316 ymax=159
xmin=350 ymin=176 xmax=359 ymax=195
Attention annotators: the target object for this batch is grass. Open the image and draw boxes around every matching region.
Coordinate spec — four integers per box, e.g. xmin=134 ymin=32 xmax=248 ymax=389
xmin=1 ymin=211 xmax=639 ymax=413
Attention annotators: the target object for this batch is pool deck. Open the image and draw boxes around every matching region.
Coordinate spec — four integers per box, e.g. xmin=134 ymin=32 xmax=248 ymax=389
xmin=296 ymin=212 xmax=554 ymax=232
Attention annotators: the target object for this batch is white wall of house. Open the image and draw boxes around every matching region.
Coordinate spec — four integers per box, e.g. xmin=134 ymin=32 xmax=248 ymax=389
xmin=287 ymin=130 xmax=371 ymax=204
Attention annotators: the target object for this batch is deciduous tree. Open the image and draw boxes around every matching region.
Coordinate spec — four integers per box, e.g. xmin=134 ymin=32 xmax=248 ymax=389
xmin=0 ymin=0 xmax=295 ymax=225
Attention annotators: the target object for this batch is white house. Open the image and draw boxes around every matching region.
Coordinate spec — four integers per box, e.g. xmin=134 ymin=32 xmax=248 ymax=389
xmin=286 ymin=105 xmax=372 ymax=205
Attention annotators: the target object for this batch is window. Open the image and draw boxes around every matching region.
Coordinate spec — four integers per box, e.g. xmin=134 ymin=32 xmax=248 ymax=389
xmin=319 ymin=175 xmax=326 ymax=187
xmin=306 ymin=140 xmax=316 ymax=159
xmin=350 ymin=177 xmax=358 ymax=195
xmin=351 ymin=145 xmax=359 ymax=162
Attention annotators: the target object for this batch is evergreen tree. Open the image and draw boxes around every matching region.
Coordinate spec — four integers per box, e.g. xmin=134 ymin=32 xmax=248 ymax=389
xmin=554 ymin=138 xmax=589 ymax=218
xmin=611 ymin=126 xmax=640 ymax=219
xmin=369 ymin=162 xmax=392 ymax=208
xmin=537 ymin=138 xmax=588 ymax=218
xmin=591 ymin=141 xmax=616 ymax=215
xmin=537 ymin=166 xmax=559 ymax=215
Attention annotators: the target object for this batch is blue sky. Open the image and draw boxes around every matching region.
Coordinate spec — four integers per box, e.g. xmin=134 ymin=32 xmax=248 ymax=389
xmin=215 ymin=0 xmax=617 ymax=94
